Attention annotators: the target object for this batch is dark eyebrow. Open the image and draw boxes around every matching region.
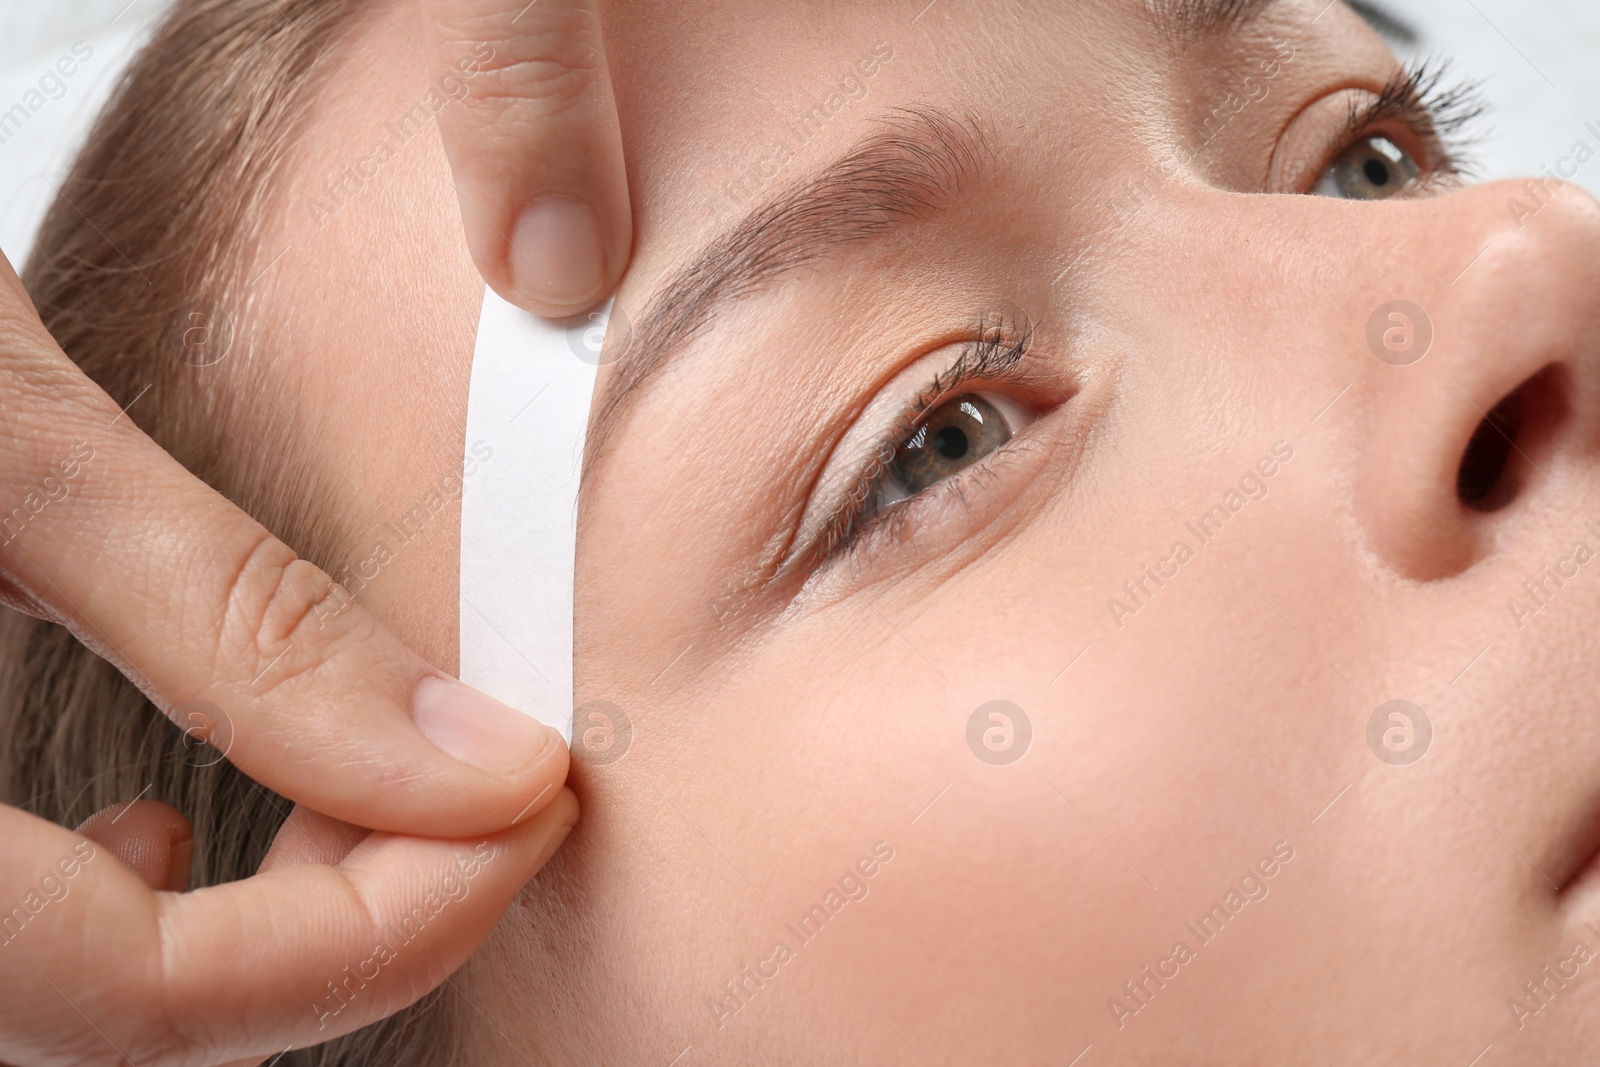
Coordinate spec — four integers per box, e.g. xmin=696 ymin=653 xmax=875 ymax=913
xmin=1146 ymin=0 xmax=1284 ymax=46
xmin=1345 ymin=0 xmax=1419 ymax=47
xmin=583 ymin=107 xmax=989 ymax=472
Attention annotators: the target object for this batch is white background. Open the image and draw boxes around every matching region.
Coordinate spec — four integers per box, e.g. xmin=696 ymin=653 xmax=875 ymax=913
xmin=0 ymin=0 xmax=1597 ymax=265
xmin=0 ymin=0 xmax=170 ymax=265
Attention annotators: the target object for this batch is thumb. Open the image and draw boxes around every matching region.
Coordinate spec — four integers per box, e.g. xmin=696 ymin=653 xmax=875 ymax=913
xmin=421 ymin=0 xmax=632 ymax=316
xmin=75 ymin=800 xmax=194 ymax=893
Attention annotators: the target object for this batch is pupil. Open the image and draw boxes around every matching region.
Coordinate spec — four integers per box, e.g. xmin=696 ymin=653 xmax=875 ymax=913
xmin=933 ymin=425 xmax=969 ymax=459
xmin=1363 ymin=157 xmax=1390 ymax=187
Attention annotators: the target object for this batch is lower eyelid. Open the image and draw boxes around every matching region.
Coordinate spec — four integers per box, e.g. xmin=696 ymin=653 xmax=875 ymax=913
xmin=785 ymin=386 xmax=1100 ymax=613
xmin=827 ymin=418 xmax=1049 ymax=574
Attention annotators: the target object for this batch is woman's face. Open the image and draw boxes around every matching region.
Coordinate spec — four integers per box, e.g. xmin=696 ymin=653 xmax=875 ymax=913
xmin=264 ymin=0 xmax=1600 ymax=1061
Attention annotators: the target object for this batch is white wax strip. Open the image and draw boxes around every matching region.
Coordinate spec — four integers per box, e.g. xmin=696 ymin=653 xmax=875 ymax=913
xmin=459 ymin=288 xmax=607 ymax=741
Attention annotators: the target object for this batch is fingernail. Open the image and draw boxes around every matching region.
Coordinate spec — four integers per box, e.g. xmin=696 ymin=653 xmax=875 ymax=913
xmin=167 ymin=835 xmax=193 ymax=893
xmin=510 ymin=196 xmax=606 ymax=307
xmin=412 ymin=676 xmax=556 ymax=776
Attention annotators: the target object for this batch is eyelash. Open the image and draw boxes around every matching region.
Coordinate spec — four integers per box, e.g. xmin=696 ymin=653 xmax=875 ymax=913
xmin=813 ymin=317 xmax=1040 ymax=565
xmin=1339 ymin=57 xmax=1487 ymax=182
xmin=805 ymin=61 xmax=1488 ymax=572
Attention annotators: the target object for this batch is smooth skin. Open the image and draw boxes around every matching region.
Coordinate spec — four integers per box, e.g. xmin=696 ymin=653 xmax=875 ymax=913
xmin=0 ymin=0 xmax=630 ymax=1063
xmin=17 ymin=0 xmax=1600 ymax=1063
xmin=223 ymin=0 xmax=1600 ymax=1063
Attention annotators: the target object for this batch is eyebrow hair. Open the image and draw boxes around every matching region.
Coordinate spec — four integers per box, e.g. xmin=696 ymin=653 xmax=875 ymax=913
xmin=583 ymin=107 xmax=989 ymax=472
xmin=1145 ymin=0 xmax=1284 ymax=45
xmin=1345 ymin=0 xmax=1419 ymax=47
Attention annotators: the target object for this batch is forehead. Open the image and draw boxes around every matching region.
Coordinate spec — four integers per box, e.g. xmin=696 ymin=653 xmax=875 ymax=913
xmin=598 ymin=0 xmax=1375 ymax=294
xmin=254 ymin=0 xmax=1384 ymax=527
xmin=599 ymin=0 xmax=1320 ymax=230
xmin=585 ymin=0 xmax=1388 ymax=450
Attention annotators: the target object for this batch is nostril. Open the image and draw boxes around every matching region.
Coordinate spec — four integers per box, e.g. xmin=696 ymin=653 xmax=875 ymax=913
xmin=1457 ymin=388 xmax=1524 ymax=511
xmin=1455 ymin=367 xmax=1568 ymax=515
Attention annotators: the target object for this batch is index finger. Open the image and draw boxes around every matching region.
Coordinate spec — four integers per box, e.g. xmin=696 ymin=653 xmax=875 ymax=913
xmin=421 ymin=0 xmax=633 ymax=315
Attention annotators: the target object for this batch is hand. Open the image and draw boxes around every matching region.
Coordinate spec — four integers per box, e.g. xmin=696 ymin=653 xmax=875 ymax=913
xmin=422 ymin=0 xmax=633 ymax=316
xmin=0 ymin=250 xmax=577 ymax=1066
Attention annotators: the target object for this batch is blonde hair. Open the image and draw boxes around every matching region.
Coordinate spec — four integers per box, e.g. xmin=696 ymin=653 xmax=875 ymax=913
xmin=2 ymin=0 xmax=451 ymax=1061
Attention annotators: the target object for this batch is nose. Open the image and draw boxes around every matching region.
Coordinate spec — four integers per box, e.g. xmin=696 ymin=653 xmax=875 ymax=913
xmin=1354 ymin=180 xmax=1600 ymax=581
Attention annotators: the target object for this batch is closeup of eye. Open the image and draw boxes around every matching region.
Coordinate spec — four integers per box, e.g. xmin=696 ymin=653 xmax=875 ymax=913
xmin=875 ymin=393 xmax=1030 ymax=507
xmin=1313 ymin=134 xmax=1420 ymax=200
xmin=783 ymin=320 xmax=1058 ymax=574
xmin=1277 ymin=59 xmax=1485 ymax=199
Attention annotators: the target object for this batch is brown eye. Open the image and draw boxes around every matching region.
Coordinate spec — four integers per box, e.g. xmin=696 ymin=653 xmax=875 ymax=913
xmin=882 ymin=394 xmax=1015 ymax=502
xmin=1314 ymin=135 xmax=1421 ymax=200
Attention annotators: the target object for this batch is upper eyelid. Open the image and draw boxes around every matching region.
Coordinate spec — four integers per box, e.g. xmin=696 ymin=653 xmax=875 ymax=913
xmin=889 ymin=325 xmax=1034 ymax=452
xmin=764 ymin=328 xmax=1018 ymax=581
xmin=1267 ymin=58 xmax=1485 ymax=197
xmin=811 ymin=324 xmax=1045 ymax=563
xmin=1340 ymin=58 xmax=1487 ymax=174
